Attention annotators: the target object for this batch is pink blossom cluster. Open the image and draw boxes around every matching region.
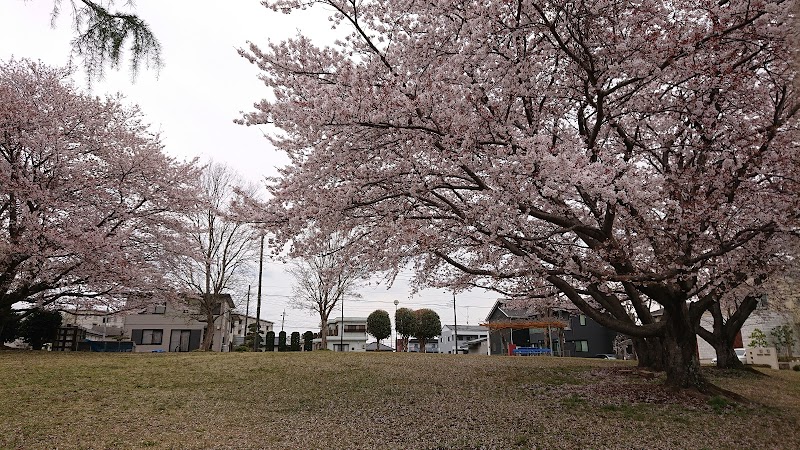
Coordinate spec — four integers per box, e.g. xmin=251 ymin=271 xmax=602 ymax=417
xmin=1 ymin=59 xmax=201 ymax=314
xmin=239 ymin=0 xmax=800 ymax=388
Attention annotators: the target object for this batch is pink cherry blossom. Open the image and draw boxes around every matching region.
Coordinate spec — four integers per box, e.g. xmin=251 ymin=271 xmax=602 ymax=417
xmin=240 ymin=0 xmax=800 ymax=390
xmin=1 ymin=59 xmax=201 ymax=315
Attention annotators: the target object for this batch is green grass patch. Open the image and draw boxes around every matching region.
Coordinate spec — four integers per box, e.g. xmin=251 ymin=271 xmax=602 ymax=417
xmin=1 ymin=351 xmax=799 ymax=449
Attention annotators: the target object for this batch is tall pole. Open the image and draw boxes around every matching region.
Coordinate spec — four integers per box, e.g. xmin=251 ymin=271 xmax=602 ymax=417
xmin=281 ymin=310 xmax=286 ymax=332
xmin=102 ymin=303 xmax=108 ymax=352
xmin=393 ymin=299 xmax=399 ymax=352
xmin=453 ymin=292 xmax=459 ymax=355
xmin=243 ymin=285 xmax=251 ymax=345
xmin=340 ymin=296 xmax=344 ymax=351
xmin=254 ymin=235 xmax=264 ymax=352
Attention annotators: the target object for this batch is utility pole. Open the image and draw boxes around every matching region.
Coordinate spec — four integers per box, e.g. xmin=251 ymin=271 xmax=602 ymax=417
xmin=102 ymin=303 xmax=108 ymax=352
xmin=254 ymin=235 xmax=264 ymax=352
xmin=243 ymin=285 xmax=250 ymax=345
xmin=340 ymin=296 xmax=344 ymax=352
xmin=280 ymin=310 xmax=286 ymax=332
xmin=393 ymin=299 xmax=399 ymax=352
xmin=453 ymin=292 xmax=459 ymax=355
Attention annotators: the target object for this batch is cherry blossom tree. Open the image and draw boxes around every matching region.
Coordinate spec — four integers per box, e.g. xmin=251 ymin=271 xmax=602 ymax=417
xmin=0 ymin=59 xmax=198 ymax=320
xmin=240 ymin=0 xmax=800 ymax=391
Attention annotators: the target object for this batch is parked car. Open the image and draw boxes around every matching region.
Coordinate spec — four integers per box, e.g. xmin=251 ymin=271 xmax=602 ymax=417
xmin=594 ymin=354 xmax=617 ymax=359
xmin=711 ymin=348 xmax=747 ymax=364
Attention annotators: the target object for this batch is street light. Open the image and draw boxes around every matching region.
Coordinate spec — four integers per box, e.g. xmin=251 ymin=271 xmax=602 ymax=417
xmin=393 ymin=299 xmax=399 ymax=352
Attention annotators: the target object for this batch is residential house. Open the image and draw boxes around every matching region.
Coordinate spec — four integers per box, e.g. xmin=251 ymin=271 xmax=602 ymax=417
xmin=123 ymin=294 xmax=235 ymax=352
xmin=313 ymin=317 xmax=368 ymax=351
xmin=229 ymin=313 xmax=273 ymax=348
xmin=397 ymin=337 xmax=439 ymax=353
xmin=462 ymin=337 xmax=490 ymax=355
xmin=438 ymin=324 xmax=489 ymax=354
xmin=60 ymin=309 xmax=125 ymax=341
xmin=485 ymin=300 xmax=617 ymax=357
xmin=365 ymin=342 xmax=394 ymax=352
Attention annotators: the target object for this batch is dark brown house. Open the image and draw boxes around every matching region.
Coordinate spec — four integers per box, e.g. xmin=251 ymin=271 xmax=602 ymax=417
xmin=484 ymin=300 xmax=617 ymax=357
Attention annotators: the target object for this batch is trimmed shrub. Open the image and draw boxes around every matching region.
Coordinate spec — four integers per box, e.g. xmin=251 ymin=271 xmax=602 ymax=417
xmin=290 ymin=331 xmax=301 ymax=351
xmin=278 ymin=331 xmax=287 ymax=352
xmin=367 ymin=310 xmax=391 ymax=350
xmin=265 ymin=331 xmax=275 ymax=352
xmin=303 ymin=331 xmax=314 ymax=351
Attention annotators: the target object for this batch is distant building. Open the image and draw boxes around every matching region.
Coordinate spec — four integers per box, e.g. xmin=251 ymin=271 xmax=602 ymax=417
xmin=60 ymin=309 xmax=125 ymax=341
xmin=365 ymin=342 xmax=394 ymax=352
xmin=313 ymin=317 xmax=368 ymax=351
xmin=485 ymin=300 xmax=617 ymax=357
xmin=397 ymin=337 xmax=439 ymax=353
xmin=462 ymin=337 xmax=490 ymax=355
xmin=229 ymin=313 xmax=273 ymax=348
xmin=123 ymin=294 xmax=235 ymax=352
xmin=438 ymin=324 xmax=489 ymax=354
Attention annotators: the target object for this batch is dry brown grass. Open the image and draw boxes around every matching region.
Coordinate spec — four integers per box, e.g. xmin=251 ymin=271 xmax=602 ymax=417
xmin=1 ymin=351 xmax=798 ymax=449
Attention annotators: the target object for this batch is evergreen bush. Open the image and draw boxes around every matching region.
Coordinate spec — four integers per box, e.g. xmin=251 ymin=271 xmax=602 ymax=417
xmin=278 ymin=331 xmax=287 ymax=352
xmin=303 ymin=331 xmax=314 ymax=351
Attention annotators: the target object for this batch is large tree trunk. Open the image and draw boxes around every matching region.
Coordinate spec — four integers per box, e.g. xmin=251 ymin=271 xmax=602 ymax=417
xmin=320 ymin=316 xmax=328 ymax=350
xmin=632 ymin=336 xmax=666 ymax=371
xmin=201 ymin=304 xmax=215 ymax=351
xmin=696 ymin=297 xmax=758 ymax=369
xmin=200 ymin=266 xmax=214 ymax=351
xmin=696 ymin=317 xmax=743 ymax=369
xmin=714 ymin=341 xmax=743 ymax=368
xmin=662 ymin=300 xmax=707 ymax=391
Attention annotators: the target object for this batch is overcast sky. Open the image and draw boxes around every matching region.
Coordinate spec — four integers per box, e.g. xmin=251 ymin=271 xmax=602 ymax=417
xmin=0 ymin=0 xmax=498 ymax=337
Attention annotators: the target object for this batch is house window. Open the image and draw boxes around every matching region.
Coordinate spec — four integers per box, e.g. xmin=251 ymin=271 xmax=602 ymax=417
xmin=574 ymin=340 xmax=588 ymax=352
xmin=579 ymin=315 xmax=586 ymax=326
xmin=153 ymin=304 xmax=166 ymax=314
xmin=344 ymin=324 xmax=366 ymax=333
xmin=134 ymin=329 xmax=163 ymax=345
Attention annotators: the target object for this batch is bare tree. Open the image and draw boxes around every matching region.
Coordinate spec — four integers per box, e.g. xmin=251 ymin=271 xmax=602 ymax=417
xmin=173 ymin=162 xmax=259 ymax=351
xmin=288 ymin=234 xmax=367 ymax=349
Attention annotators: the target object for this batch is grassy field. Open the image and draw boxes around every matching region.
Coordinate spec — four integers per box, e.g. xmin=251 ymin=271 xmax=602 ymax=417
xmin=1 ymin=351 xmax=798 ymax=449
